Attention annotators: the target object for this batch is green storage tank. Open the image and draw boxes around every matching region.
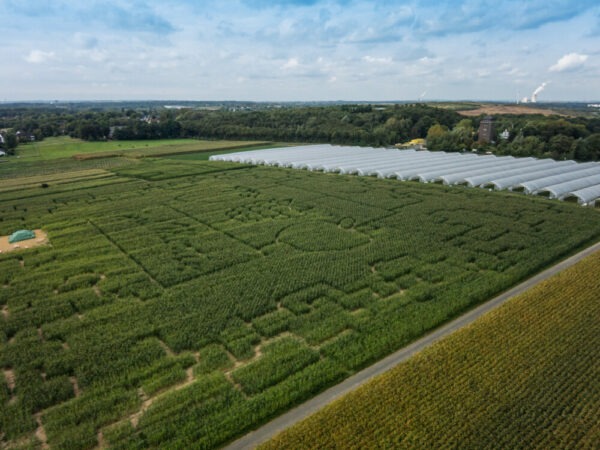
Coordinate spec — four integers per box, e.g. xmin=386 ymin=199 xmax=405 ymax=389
xmin=8 ymin=230 xmax=36 ymax=244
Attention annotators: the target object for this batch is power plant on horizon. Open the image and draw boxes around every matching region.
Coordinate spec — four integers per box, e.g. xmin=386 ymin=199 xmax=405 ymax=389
xmin=519 ymin=82 xmax=548 ymax=103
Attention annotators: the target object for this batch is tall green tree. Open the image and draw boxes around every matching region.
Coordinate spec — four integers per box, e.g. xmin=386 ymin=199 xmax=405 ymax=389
xmin=4 ymin=132 xmax=18 ymax=154
xmin=548 ymin=134 xmax=574 ymax=159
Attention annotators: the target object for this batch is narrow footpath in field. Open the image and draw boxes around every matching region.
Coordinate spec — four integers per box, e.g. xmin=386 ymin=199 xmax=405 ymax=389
xmin=225 ymin=240 xmax=600 ymax=450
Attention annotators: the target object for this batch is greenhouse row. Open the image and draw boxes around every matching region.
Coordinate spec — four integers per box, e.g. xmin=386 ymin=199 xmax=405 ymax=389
xmin=210 ymin=145 xmax=600 ymax=206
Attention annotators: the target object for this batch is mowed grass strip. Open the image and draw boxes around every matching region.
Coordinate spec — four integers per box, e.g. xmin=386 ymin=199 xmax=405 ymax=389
xmin=0 ymin=157 xmax=136 ymax=180
xmin=163 ymin=143 xmax=293 ymax=161
xmin=0 ymin=169 xmax=113 ymax=193
xmin=260 ymin=251 xmax=600 ymax=450
xmin=73 ymin=140 xmax=273 ymax=160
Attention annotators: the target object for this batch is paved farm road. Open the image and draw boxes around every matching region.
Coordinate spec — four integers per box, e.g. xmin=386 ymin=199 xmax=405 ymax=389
xmin=225 ymin=241 xmax=600 ymax=450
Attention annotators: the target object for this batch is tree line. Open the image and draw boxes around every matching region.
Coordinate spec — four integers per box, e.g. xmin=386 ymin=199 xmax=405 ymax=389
xmin=426 ymin=114 xmax=600 ymax=161
xmin=1 ymin=103 xmax=600 ymax=161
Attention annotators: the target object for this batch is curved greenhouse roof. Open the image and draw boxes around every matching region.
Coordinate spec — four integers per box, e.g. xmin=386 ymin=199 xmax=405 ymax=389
xmin=210 ymin=145 xmax=600 ymax=206
xmin=518 ymin=166 xmax=600 ymax=194
xmin=394 ymin=155 xmax=491 ymax=181
xmin=537 ymin=174 xmax=600 ymax=199
xmin=482 ymin=160 xmax=578 ymax=190
xmin=440 ymin=158 xmax=537 ymax=185
xmin=563 ymin=185 xmax=600 ymax=206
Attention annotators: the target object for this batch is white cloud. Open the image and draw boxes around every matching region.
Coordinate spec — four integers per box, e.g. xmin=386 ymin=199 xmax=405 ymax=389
xmin=2 ymin=1 xmax=599 ymax=101
xmin=24 ymin=50 xmax=56 ymax=64
xmin=363 ymin=56 xmax=392 ymax=64
xmin=281 ymin=57 xmax=299 ymax=70
xmin=75 ymin=49 xmax=108 ymax=63
xmin=549 ymin=52 xmax=588 ymax=72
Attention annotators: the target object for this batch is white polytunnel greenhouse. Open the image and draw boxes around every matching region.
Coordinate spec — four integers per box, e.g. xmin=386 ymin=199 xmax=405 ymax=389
xmin=517 ymin=165 xmax=600 ymax=194
xmin=210 ymin=144 xmax=600 ymax=206
xmin=537 ymin=174 xmax=600 ymax=199
xmin=563 ymin=184 xmax=600 ymax=206
xmin=480 ymin=161 xmax=577 ymax=190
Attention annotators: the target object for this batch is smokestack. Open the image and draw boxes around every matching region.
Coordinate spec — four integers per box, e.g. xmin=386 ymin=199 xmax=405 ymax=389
xmin=531 ymin=82 xmax=547 ymax=103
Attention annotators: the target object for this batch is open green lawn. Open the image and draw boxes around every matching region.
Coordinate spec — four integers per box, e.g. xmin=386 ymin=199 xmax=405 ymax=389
xmin=0 ymin=154 xmax=599 ymax=449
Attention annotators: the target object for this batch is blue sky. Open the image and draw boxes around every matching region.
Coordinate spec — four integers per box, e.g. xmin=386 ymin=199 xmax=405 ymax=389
xmin=1 ymin=0 xmax=599 ymax=101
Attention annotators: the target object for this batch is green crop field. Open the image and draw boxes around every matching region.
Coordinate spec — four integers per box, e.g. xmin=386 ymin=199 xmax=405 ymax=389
xmin=0 ymin=153 xmax=599 ymax=449
xmin=163 ymin=143 xmax=291 ymax=161
xmin=13 ymin=137 xmax=272 ymax=162
xmin=261 ymin=249 xmax=600 ymax=450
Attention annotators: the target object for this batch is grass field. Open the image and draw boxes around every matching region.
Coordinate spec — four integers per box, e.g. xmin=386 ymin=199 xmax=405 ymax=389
xmin=0 ymin=137 xmax=273 ymax=180
xmin=0 ymin=154 xmax=599 ymax=449
xmin=426 ymin=101 xmax=481 ymax=111
xmin=0 ymin=156 xmax=136 ymax=180
xmin=163 ymin=143 xmax=291 ymax=161
xmin=13 ymin=137 xmax=271 ymax=162
xmin=261 ymin=249 xmax=600 ymax=449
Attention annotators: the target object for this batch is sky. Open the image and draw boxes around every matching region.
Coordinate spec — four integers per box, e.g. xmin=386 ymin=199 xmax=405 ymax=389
xmin=1 ymin=0 xmax=599 ymax=102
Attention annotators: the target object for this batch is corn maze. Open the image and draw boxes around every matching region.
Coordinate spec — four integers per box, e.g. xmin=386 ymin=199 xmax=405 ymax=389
xmin=261 ymin=248 xmax=600 ymax=450
xmin=0 ymin=156 xmax=599 ymax=449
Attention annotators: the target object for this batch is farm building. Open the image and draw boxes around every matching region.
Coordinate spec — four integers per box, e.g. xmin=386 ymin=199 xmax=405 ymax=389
xmin=478 ymin=116 xmax=496 ymax=143
xmin=211 ymin=144 xmax=600 ymax=206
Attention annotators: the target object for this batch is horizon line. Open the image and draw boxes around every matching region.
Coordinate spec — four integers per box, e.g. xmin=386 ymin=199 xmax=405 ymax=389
xmin=1 ymin=99 xmax=599 ymax=104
